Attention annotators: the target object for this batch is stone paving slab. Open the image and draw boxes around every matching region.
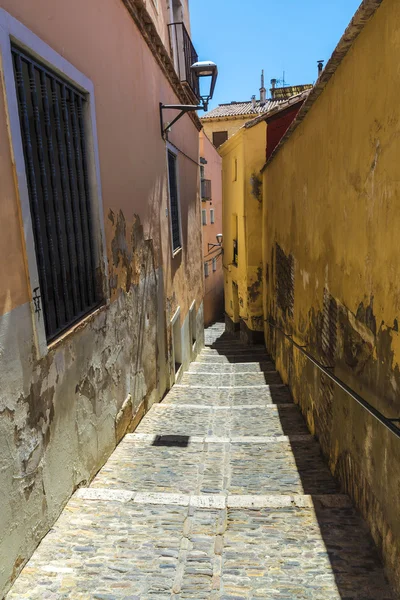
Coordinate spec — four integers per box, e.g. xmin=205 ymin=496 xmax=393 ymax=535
xmin=7 ymin=498 xmax=189 ymax=599
xmin=7 ymin=498 xmax=393 ymax=599
xmin=180 ymin=372 xmax=283 ymax=387
xmin=229 ymin=441 xmax=340 ymax=495
xmin=6 ymin=325 xmax=395 ymax=600
xmin=135 ymin=404 xmax=308 ymax=439
xmin=197 ymin=354 xmax=273 ymax=364
xmin=223 ymin=506 xmax=394 ymax=600
xmin=188 ymin=362 xmax=275 ymax=374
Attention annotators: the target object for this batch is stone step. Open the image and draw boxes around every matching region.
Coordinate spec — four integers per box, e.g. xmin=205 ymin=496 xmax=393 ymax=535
xmin=188 ymin=361 xmax=275 ymax=373
xmin=135 ymin=403 xmax=309 ymax=438
xmin=8 ymin=494 xmax=393 ymax=600
xmin=164 ymin=384 xmax=292 ymax=406
xmin=200 ymin=346 xmax=270 ymax=356
xmin=196 ymin=353 xmax=272 ymax=363
xmin=90 ymin=432 xmax=339 ymax=497
xmin=179 ymin=371 xmax=283 ymax=387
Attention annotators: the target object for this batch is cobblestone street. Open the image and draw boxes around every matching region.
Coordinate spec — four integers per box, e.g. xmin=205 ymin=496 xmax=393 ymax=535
xmin=6 ymin=324 xmax=394 ymax=600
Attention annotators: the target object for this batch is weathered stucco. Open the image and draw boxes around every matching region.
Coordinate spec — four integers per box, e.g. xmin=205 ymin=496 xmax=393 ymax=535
xmin=220 ymin=122 xmax=266 ymax=342
xmin=0 ymin=0 xmax=204 ymax=595
xmin=263 ymin=0 xmax=400 ymax=592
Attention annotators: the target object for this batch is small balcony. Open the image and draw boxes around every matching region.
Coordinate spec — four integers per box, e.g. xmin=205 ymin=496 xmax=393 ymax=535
xmin=168 ymin=22 xmax=200 ymax=101
xmin=201 ymin=178 xmax=212 ymax=201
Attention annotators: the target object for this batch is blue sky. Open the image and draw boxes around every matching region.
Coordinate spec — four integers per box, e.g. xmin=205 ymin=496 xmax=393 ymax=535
xmin=190 ymin=0 xmax=361 ymax=112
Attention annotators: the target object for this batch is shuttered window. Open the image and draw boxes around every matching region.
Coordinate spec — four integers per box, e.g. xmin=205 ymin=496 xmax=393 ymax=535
xmin=12 ymin=46 xmax=102 ymax=342
xmin=167 ymin=150 xmax=182 ymax=252
xmin=212 ymin=130 xmax=228 ymax=148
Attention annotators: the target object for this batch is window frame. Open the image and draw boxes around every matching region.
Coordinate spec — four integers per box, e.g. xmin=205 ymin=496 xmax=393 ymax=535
xmin=0 ymin=9 xmax=106 ymax=357
xmin=202 ymin=209 xmax=207 ymax=226
xmin=212 ymin=130 xmax=228 ymax=149
xmin=212 ymin=257 xmax=217 ymax=272
xmin=204 ymin=261 xmax=209 ymax=277
xmin=166 ymin=142 xmax=183 ymax=257
xmin=210 ymin=208 xmax=215 ymax=224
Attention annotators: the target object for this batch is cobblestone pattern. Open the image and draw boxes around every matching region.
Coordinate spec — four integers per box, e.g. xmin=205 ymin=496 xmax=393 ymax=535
xmin=6 ymin=322 xmax=394 ymax=599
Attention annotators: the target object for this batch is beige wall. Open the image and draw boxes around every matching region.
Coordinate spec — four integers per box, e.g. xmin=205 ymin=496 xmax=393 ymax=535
xmin=263 ymin=0 xmax=400 ymax=592
xmin=202 ymin=116 xmax=254 ymax=148
xmin=200 ymin=131 xmax=223 ymax=325
xmin=0 ymin=0 xmax=204 ymax=594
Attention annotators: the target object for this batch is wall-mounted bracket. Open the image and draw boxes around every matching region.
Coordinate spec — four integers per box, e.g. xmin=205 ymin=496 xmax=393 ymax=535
xmin=160 ymin=103 xmax=204 ymax=139
xmin=207 ymin=242 xmax=223 ymax=254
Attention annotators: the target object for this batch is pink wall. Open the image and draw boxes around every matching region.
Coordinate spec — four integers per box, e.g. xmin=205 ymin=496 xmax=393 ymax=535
xmin=0 ymin=0 xmax=203 ymax=322
xmin=200 ymin=131 xmax=224 ymax=325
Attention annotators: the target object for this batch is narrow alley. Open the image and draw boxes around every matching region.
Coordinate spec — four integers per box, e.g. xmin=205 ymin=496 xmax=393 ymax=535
xmin=6 ymin=323 xmax=393 ymax=599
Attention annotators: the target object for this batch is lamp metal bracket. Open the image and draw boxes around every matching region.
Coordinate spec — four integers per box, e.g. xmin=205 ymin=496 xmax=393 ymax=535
xmin=160 ymin=103 xmax=204 ymax=139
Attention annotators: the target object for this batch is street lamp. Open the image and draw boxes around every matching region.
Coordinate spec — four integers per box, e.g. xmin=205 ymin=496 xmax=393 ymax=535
xmin=160 ymin=60 xmax=218 ymax=138
xmin=208 ymin=233 xmax=223 ymax=253
xmin=190 ymin=61 xmax=218 ymax=112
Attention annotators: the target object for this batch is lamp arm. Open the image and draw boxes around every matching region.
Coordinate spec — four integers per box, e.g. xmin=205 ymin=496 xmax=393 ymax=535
xmin=160 ymin=103 xmax=204 ymax=138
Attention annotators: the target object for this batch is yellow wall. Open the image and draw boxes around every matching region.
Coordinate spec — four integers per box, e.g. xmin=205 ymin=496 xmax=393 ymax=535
xmin=221 ymin=121 xmax=266 ymax=338
xmin=202 ymin=116 xmax=256 ymax=147
xmin=263 ymin=0 xmax=400 ymax=592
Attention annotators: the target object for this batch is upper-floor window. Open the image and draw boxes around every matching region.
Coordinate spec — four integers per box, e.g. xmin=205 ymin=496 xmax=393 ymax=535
xmin=204 ymin=261 xmax=209 ymax=277
xmin=212 ymin=257 xmax=217 ymax=272
xmin=233 ymin=157 xmax=238 ymax=182
xmin=167 ymin=148 xmax=182 ymax=253
xmin=212 ymin=131 xmax=228 ymax=149
xmin=12 ymin=46 xmax=102 ymax=341
xmin=202 ymin=209 xmax=207 ymax=226
xmin=210 ymin=208 xmax=215 ymax=224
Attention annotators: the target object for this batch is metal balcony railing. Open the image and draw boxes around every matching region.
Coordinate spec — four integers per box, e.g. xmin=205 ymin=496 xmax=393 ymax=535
xmin=201 ymin=178 xmax=211 ymax=201
xmin=168 ymin=22 xmax=200 ymax=101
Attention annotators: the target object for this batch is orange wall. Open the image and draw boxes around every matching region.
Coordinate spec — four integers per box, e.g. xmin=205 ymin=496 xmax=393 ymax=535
xmin=200 ymin=131 xmax=224 ymax=325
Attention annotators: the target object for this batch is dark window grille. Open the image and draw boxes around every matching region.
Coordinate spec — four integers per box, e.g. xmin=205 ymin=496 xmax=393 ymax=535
xmin=12 ymin=46 xmax=102 ymax=342
xmin=167 ymin=150 xmax=181 ymax=252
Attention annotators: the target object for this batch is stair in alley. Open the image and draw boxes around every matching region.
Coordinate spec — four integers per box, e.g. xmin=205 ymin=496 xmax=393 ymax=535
xmin=6 ymin=323 xmax=394 ymax=599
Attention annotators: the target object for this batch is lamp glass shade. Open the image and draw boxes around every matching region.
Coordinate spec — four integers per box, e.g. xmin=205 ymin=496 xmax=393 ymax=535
xmin=216 ymin=233 xmax=223 ymax=244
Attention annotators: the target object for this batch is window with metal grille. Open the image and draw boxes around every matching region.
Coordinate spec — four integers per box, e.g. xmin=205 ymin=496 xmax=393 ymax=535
xmin=167 ymin=150 xmax=182 ymax=252
xmin=12 ymin=46 xmax=102 ymax=342
xmin=210 ymin=208 xmax=215 ymax=224
xmin=202 ymin=209 xmax=207 ymax=225
xmin=212 ymin=257 xmax=217 ymax=272
xmin=204 ymin=262 xmax=209 ymax=277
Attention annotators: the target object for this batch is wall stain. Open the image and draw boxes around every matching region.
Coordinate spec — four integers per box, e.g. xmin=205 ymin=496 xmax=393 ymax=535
xmin=250 ymin=172 xmax=262 ymax=202
xmin=247 ymin=266 xmax=262 ymax=303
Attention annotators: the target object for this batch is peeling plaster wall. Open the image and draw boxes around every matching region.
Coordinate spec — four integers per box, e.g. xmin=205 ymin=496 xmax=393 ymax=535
xmin=221 ymin=123 xmax=266 ymax=341
xmin=0 ymin=0 xmax=203 ymax=595
xmin=263 ymin=0 xmax=400 ymax=592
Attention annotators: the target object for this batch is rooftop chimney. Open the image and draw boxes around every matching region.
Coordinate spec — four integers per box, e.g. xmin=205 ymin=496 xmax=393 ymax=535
xmin=260 ymin=70 xmax=266 ymax=106
xmin=251 ymin=95 xmax=256 ymax=110
xmin=317 ymin=60 xmax=324 ymax=77
xmin=270 ymin=78 xmax=277 ymax=99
